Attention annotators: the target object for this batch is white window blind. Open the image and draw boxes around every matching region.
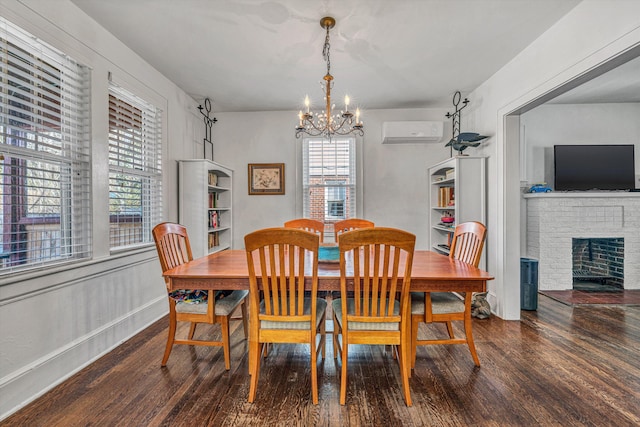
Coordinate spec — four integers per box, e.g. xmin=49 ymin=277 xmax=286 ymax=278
xmin=0 ymin=17 xmax=91 ymax=273
xmin=302 ymin=137 xmax=356 ymax=222
xmin=108 ymin=84 xmax=162 ymax=250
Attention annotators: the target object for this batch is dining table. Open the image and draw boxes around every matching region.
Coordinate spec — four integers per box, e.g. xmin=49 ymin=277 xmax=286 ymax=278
xmin=162 ymin=248 xmax=494 ymax=293
xmin=162 ymin=248 xmax=494 ymax=375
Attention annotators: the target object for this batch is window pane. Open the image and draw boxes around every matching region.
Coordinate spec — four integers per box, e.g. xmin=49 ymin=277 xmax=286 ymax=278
xmin=303 ymin=137 xmax=356 ymax=221
xmin=108 ymin=86 xmax=162 ymax=250
xmin=0 ymin=17 xmax=91 ymax=273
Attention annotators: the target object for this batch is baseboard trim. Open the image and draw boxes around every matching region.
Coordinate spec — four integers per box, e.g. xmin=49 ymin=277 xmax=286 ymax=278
xmin=0 ymin=296 xmax=166 ymax=421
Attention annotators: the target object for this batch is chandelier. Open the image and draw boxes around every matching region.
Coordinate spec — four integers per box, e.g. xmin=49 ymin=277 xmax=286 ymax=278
xmin=295 ymin=16 xmax=364 ymax=139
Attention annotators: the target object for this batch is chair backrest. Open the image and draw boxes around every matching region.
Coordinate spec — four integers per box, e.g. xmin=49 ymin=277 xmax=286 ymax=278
xmin=333 ymin=218 xmax=375 ymax=242
xmin=152 ymin=222 xmax=193 ymax=283
xmin=338 ymin=227 xmax=415 ymax=323
xmin=449 ymin=221 xmax=486 ymax=267
xmin=245 ymin=227 xmax=320 ymax=324
xmin=284 ymin=218 xmax=325 ymax=242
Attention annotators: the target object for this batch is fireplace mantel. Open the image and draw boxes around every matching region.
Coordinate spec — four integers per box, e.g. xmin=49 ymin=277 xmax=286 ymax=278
xmin=523 ymin=191 xmax=640 ymax=199
xmin=524 ymin=194 xmax=640 ymax=290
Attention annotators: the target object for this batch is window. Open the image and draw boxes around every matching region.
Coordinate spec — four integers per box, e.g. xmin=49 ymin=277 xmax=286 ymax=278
xmin=108 ymin=84 xmax=162 ymax=250
xmin=302 ymin=137 xmax=356 ymax=222
xmin=0 ymin=17 xmax=91 ymax=273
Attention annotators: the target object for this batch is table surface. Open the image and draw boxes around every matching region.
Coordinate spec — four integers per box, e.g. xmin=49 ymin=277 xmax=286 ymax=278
xmin=163 ymin=249 xmax=494 ymax=293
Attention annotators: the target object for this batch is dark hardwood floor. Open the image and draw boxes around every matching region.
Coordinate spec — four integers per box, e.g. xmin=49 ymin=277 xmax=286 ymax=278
xmin=3 ymin=294 xmax=640 ymax=426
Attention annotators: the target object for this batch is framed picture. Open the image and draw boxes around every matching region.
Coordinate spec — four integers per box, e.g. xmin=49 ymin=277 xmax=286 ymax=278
xmin=248 ymin=163 xmax=285 ymax=195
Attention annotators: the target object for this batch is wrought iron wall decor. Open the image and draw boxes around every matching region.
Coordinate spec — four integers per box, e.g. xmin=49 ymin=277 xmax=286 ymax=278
xmin=198 ymin=98 xmax=217 ymax=160
xmin=444 ymin=91 xmax=487 ymax=156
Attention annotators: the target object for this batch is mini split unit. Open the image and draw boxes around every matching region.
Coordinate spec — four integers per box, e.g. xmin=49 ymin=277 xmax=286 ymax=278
xmin=382 ymin=121 xmax=444 ymax=144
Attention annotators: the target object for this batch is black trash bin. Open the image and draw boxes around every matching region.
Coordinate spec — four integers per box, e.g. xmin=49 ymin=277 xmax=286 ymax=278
xmin=520 ymin=258 xmax=538 ymax=310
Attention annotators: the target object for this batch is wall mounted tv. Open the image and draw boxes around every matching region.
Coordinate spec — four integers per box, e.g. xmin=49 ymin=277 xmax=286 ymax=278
xmin=554 ymin=144 xmax=635 ymax=191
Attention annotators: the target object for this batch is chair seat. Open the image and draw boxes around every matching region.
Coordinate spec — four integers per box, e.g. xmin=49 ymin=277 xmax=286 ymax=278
xmin=333 ymin=298 xmax=400 ymax=331
xmin=410 ymin=292 xmax=464 ymax=315
xmin=176 ymin=290 xmax=249 ymax=315
xmin=259 ymin=298 xmax=327 ymax=329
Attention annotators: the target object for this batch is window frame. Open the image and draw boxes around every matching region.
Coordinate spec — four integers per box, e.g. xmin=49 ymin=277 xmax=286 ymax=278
xmin=0 ymin=16 xmax=91 ymax=274
xmin=301 ymin=136 xmax=359 ymax=223
xmin=107 ymin=83 xmax=163 ymax=252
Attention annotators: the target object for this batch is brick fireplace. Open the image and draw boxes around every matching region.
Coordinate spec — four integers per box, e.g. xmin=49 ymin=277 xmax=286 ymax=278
xmin=524 ymin=193 xmax=640 ymax=291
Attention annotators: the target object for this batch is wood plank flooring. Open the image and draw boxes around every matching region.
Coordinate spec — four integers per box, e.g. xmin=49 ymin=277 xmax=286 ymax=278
xmin=3 ymin=294 xmax=640 ymax=426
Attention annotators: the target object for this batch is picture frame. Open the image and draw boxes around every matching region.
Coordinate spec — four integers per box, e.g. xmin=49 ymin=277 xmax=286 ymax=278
xmin=248 ymin=163 xmax=285 ymax=195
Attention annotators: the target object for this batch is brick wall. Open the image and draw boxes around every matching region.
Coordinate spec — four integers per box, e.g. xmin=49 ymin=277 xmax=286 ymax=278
xmin=525 ymin=194 xmax=640 ymax=290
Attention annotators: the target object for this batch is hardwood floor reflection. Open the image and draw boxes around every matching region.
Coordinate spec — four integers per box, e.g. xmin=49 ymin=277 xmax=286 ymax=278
xmin=3 ymin=295 xmax=640 ymax=426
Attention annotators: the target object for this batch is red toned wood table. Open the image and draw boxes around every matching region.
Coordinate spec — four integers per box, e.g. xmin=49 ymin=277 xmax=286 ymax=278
xmin=162 ymin=249 xmax=494 ymax=375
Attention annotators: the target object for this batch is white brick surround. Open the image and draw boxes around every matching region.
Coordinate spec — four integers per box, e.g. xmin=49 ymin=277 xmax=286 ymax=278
xmin=524 ymin=193 xmax=640 ymax=290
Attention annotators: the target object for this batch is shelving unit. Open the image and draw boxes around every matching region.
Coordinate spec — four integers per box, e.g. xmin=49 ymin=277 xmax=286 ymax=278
xmin=178 ymin=160 xmax=233 ymax=258
xmin=428 ymin=156 xmax=486 ymax=267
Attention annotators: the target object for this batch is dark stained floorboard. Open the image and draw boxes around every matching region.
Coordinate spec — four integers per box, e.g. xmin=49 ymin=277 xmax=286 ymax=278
xmin=3 ymin=295 xmax=640 ymax=426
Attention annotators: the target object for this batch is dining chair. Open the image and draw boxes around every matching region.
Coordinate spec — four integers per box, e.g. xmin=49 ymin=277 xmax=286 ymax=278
xmin=284 ymin=218 xmax=325 ymax=242
xmin=333 ymin=218 xmax=374 ymax=242
xmin=152 ymin=222 xmax=248 ymax=369
xmin=244 ymin=227 xmax=327 ymax=404
xmin=410 ymin=221 xmax=487 ymax=368
xmin=332 ymin=227 xmax=415 ymax=406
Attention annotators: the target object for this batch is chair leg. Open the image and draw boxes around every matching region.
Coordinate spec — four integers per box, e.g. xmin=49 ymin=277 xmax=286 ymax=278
xmin=411 ymin=315 xmax=419 ymax=369
xmin=248 ymin=340 xmax=261 ymax=402
xmin=464 ymin=313 xmax=480 ymax=367
xmin=398 ymin=341 xmax=412 ymax=406
xmin=311 ymin=331 xmax=319 ymax=405
xmin=339 ymin=339 xmax=348 ymax=405
xmin=221 ymin=316 xmax=231 ymax=370
xmin=161 ymin=305 xmax=178 ymax=367
xmin=320 ymin=313 xmax=326 ymax=360
xmin=332 ymin=313 xmax=340 ymax=360
xmin=188 ymin=322 xmax=198 ymax=340
xmin=445 ymin=321 xmax=455 ymax=339
xmin=240 ymin=299 xmax=249 ymax=339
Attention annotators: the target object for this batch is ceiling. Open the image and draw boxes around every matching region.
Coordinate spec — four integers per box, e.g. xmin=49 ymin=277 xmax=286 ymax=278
xmin=70 ymin=0 xmax=596 ymax=113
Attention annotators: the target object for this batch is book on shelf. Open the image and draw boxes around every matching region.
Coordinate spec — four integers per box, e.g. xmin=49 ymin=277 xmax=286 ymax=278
xmin=208 ymin=192 xmax=218 ymax=208
xmin=208 ymin=231 xmax=220 ymax=249
xmin=208 ymin=210 xmax=221 ymax=228
xmin=438 ymin=187 xmax=455 ymax=207
xmin=445 ymin=169 xmax=455 ymax=180
xmin=208 ymin=171 xmax=218 ymax=186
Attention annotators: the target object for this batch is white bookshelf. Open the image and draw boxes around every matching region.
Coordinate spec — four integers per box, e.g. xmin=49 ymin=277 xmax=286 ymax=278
xmin=428 ymin=156 xmax=486 ymax=268
xmin=178 ymin=160 xmax=233 ymax=258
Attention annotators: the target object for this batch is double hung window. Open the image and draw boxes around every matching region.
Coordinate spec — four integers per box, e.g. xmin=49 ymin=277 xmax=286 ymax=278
xmin=302 ymin=137 xmax=356 ymax=222
xmin=108 ymin=84 xmax=162 ymax=250
xmin=0 ymin=17 xmax=91 ymax=272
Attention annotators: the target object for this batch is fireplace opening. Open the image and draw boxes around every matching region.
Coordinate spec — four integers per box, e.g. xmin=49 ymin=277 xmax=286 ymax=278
xmin=572 ymin=238 xmax=624 ymax=291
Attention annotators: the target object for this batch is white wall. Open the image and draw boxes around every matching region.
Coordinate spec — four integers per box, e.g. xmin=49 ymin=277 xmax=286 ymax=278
xmin=521 ymin=103 xmax=640 ymax=186
xmin=213 ymin=108 xmax=451 ymax=250
xmin=0 ymin=0 xmax=201 ymax=419
xmin=468 ymin=0 xmax=640 ymax=319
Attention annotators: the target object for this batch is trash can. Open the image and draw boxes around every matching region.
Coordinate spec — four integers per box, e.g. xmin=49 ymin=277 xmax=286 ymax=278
xmin=520 ymin=257 xmax=538 ymax=310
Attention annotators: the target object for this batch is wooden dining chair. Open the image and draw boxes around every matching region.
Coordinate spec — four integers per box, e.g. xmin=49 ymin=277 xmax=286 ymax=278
xmin=332 ymin=227 xmax=415 ymax=406
xmin=152 ymin=222 xmax=248 ymax=369
xmin=333 ymin=218 xmax=374 ymax=242
xmin=410 ymin=221 xmax=487 ymax=368
xmin=284 ymin=218 xmax=325 ymax=242
xmin=244 ymin=227 xmax=327 ymax=404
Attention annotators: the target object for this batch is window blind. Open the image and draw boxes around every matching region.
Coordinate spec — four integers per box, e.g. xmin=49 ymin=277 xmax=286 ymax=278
xmin=302 ymin=137 xmax=356 ymax=221
xmin=0 ymin=17 xmax=91 ymax=273
xmin=108 ymin=85 xmax=162 ymax=250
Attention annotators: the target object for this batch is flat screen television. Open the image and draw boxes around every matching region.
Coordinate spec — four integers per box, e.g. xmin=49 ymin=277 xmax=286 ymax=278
xmin=554 ymin=144 xmax=635 ymax=191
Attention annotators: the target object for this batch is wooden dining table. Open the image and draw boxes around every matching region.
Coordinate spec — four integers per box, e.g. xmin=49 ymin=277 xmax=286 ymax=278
xmin=162 ymin=248 xmax=493 ymax=377
xmin=162 ymin=249 xmax=494 ymax=293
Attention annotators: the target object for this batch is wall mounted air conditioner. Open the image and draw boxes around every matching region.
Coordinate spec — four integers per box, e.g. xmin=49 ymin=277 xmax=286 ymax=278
xmin=382 ymin=121 xmax=444 ymax=144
